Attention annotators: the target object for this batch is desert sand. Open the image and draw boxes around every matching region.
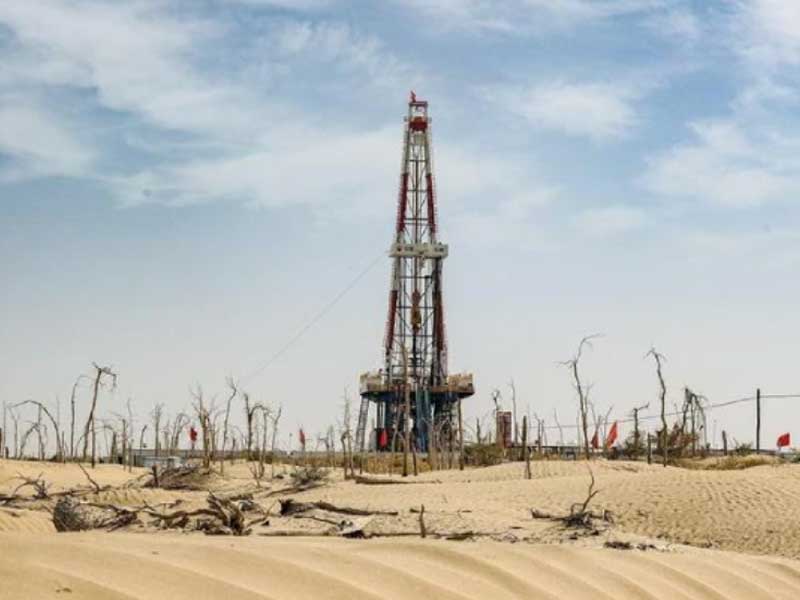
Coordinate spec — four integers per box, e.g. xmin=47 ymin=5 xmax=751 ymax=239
xmin=4 ymin=458 xmax=800 ymax=599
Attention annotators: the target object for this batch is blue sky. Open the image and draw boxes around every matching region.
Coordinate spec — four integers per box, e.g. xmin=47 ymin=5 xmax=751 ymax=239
xmin=3 ymin=0 xmax=800 ymax=450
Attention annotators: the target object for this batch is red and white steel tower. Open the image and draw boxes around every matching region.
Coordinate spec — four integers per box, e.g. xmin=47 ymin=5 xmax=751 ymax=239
xmin=358 ymin=93 xmax=474 ymax=452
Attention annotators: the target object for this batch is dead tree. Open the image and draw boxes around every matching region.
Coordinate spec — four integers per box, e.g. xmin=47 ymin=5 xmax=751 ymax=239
xmin=646 ymin=348 xmax=668 ymax=467
xmin=508 ymin=379 xmax=518 ymax=446
xmin=18 ymin=421 xmax=41 ymax=459
xmin=270 ymin=405 xmax=282 ymax=479
xmin=631 ymin=403 xmax=649 ymax=459
xmin=220 ymin=377 xmax=238 ymax=474
xmin=69 ymin=374 xmax=90 ymax=460
xmin=561 ymin=334 xmax=601 ymax=460
xmin=81 ymin=363 xmax=117 ymax=468
xmin=138 ymin=424 xmax=148 ymax=453
xmin=12 ymin=400 xmax=63 ymax=461
xmin=522 ymin=416 xmax=531 ymax=479
xmin=339 ymin=388 xmax=355 ymax=479
xmin=532 ymin=412 xmax=546 ymax=456
xmin=243 ymin=392 xmax=263 ymax=460
xmin=190 ymin=385 xmax=216 ymax=469
xmin=491 ymin=389 xmax=502 ymax=448
xmin=149 ymin=403 xmax=164 ymax=459
xmin=259 ymin=407 xmax=270 ymax=476
xmin=168 ymin=412 xmax=190 ymax=455
xmin=553 ymin=409 xmax=564 ymax=447
xmin=681 ymin=388 xmax=707 ymax=456
xmin=7 ymin=406 xmax=20 ymax=458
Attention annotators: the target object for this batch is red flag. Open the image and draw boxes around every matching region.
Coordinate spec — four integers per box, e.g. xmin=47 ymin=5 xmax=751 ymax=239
xmin=777 ymin=432 xmax=791 ymax=448
xmin=298 ymin=428 xmax=306 ymax=447
xmin=606 ymin=421 xmax=619 ymax=448
xmin=590 ymin=430 xmax=599 ymax=449
xmin=189 ymin=427 xmax=197 ymax=443
xmin=378 ymin=429 xmax=388 ymax=449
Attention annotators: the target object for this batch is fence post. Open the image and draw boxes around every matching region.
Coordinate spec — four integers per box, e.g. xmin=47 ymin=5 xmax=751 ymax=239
xmin=647 ymin=434 xmax=652 ymax=465
xmin=756 ymin=388 xmax=761 ymax=454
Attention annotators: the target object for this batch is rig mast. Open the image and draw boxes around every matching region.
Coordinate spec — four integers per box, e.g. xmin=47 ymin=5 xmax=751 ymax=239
xmin=357 ymin=93 xmax=474 ymax=453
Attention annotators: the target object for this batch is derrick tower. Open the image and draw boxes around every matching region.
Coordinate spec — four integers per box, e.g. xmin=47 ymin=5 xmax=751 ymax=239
xmin=357 ymin=93 xmax=474 ymax=453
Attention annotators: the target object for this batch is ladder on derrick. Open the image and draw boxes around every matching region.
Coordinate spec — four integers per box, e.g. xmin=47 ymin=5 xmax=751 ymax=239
xmin=355 ymin=397 xmax=370 ymax=452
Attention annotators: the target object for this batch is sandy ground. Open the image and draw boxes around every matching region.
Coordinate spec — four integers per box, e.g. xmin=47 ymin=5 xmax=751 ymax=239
xmin=4 ymin=458 xmax=800 ymax=598
xmin=5 ymin=532 xmax=800 ymax=600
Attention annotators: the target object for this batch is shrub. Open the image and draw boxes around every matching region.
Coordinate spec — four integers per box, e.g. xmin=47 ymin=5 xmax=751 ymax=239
xmin=290 ymin=464 xmax=329 ymax=487
xmin=463 ymin=443 xmax=504 ymax=466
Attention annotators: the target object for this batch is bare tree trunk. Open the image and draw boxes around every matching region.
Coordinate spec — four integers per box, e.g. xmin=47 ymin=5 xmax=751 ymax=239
xmin=509 ymin=379 xmax=518 ymax=446
xmin=259 ymin=410 xmax=268 ymax=476
xmin=220 ymin=378 xmax=237 ymax=475
xmin=647 ymin=348 xmax=668 ymax=468
xmin=12 ymin=400 xmax=63 ymax=462
xmin=562 ymin=335 xmax=600 ymax=461
xmin=522 ymin=416 xmax=531 ymax=479
xmin=722 ymin=430 xmax=728 ymax=456
xmin=121 ymin=419 xmax=127 ymax=469
xmin=82 ymin=364 xmax=117 ymax=468
xmin=151 ymin=404 xmax=163 ymax=460
xmin=270 ymin=406 xmax=282 ymax=480
xmin=69 ymin=374 xmax=88 ymax=461
xmin=244 ymin=393 xmax=254 ymax=461
xmin=11 ymin=408 xmax=19 ymax=459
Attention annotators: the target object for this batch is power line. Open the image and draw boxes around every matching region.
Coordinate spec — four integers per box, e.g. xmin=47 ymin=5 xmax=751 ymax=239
xmin=238 ymin=251 xmax=385 ymax=386
xmin=541 ymin=394 xmax=761 ymax=431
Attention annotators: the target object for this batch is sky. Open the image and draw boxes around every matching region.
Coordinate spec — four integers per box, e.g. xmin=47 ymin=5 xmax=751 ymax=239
xmin=3 ymin=0 xmax=800 ymax=452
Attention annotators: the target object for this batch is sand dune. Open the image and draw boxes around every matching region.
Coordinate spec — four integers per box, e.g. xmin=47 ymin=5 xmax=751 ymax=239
xmin=5 ymin=458 xmax=800 ymax=598
xmin=269 ymin=460 xmax=800 ymax=559
xmin=3 ymin=531 xmax=800 ymax=600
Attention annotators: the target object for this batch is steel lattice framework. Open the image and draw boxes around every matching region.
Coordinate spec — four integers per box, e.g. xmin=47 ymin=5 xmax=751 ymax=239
xmin=357 ymin=93 xmax=473 ymax=453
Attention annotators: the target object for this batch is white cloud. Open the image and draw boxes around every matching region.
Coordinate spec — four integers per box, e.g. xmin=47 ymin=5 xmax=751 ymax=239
xmin=395 ymin=0 xmax=665 ymax=34
xmin=642 ymin=120 xmax=798 ymax=207
xmin=114 ymin=126 xmax=399 ymax=217
xmin=644 ymin=8 xmax=701 ymax=43
xmin=0 ymin=0 xmax=417 ymax=207
xmin=0 ymin=103 xmax=92 ymax=179
xmin=573 ymin=205 xmax=646 ymax=236
xmin=267 ymin=20 xmax=410 ymax=87
xmin=225 ymin=0 xmax=332 ymax=8
xmin=737 ymin=0 xmax=800 ymax=68
xmin=639 ymin=1 xmax=800 ymax=210
xmin=485 ymin=80 xmax=641 ymax=140
xmin=0 ymin=1 xmax=265 ymax=141
xmin=686 ymin=228 xmax=800 ymax=270
xmin=112 ymin=123 xmax=560 ymax=237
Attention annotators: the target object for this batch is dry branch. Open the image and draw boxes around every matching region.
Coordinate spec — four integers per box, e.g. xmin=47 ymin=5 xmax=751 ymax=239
xmin=278 ymin=499 xmax=398 ymax=517
xmin=78 ymin=463 xmax=104 ymax=494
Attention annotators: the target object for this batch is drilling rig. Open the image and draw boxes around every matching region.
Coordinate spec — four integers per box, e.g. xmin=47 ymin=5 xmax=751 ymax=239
xmin=357 ymin=93 xmax=474 ymax=453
